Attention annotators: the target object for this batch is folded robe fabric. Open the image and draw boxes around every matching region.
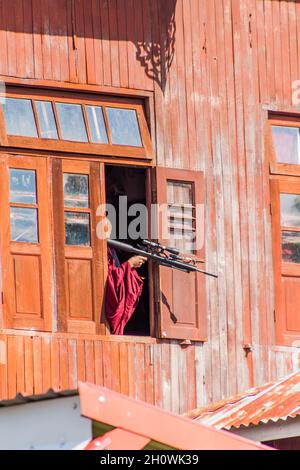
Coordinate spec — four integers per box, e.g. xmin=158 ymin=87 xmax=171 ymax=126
xmin=105 ymin=247 xmax=143 ymax=335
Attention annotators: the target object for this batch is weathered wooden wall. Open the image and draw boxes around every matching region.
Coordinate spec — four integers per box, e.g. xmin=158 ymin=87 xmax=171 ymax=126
xmin=0 ymin=332 xmax=205 ymax=415
xmin=1 ymin=0 xmax=300 ymax=410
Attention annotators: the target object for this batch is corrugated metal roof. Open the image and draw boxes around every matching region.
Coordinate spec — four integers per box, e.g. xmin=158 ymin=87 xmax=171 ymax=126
xmin=186 ymin=370 xmax=300 ymax=430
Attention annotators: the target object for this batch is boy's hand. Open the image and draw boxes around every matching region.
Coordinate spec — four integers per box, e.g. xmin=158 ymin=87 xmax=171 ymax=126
xmin=128 ymin=256 xmax=147 ymax=269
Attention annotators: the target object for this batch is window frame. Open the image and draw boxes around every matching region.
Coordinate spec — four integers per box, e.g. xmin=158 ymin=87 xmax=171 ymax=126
xmin=0 ymin=86 xmax=153 ymax=160
xmin=268 ymin=115 xmax=300 ymax=176
xmin=0 ymin=154 xmax=53 ymax=331
xmin=268 ymin=113 xmax=300 ymax=345
xmin=270 ymin=177 xmax=300 ymax=346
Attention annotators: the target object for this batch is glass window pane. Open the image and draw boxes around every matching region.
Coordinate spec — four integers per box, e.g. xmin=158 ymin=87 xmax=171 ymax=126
xmin=9 ymin=169 xmax=37 ymax=204
xmin=65 ymin=212 xmax=90 ymax=246
xmin=10 ymin=207 xmax=38 ymax=243
xmin=56 ymin=103 xmax=88 ymax=142
xmin=63 ymin=173 xmax=89 ymax=208
xmin=106 ymin=107 xmax=142 ymax=147
xmin=86 ymin=106 xmax=108 ymax=144
xmin=2 ymin=98 xmax=38 ymax=137
xmin=282 ymin=231 xmax=300 ymax=264
xmin=35 ymin=101 xmax=58 ymax=139
xmin=272 ymin=126 xmax=300 ymax=164
xmin=280 ymin=193 xmax=300 ymax=227
xmin=167 ymin=181 xmax=195 ymax=254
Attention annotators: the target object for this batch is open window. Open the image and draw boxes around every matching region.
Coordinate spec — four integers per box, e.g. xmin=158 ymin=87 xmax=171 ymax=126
xmin=103 ymin=165 xmax=207 ymax=341
xmin=105 ymin=165 xmax=151 ymax=337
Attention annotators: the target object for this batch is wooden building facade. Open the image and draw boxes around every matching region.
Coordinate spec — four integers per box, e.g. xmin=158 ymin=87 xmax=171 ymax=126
xmin=0 ymin=0 xmax=300 ymax=414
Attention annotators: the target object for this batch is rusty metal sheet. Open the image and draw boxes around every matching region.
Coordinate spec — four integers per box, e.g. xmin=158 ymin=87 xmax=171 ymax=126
xmin=186 ymin=370 xmax=300 ymax=429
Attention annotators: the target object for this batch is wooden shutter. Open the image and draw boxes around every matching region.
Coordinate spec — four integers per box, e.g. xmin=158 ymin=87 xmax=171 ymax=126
xmin=154 ymin=167 xmax=207 ymax=341
xmin=271 ymin=178 xmax=300 ymax=346
xmin=53 ymin=159 xmax=107 ymax=334
xmin=0 ymin=155 xmax=53 ymax=331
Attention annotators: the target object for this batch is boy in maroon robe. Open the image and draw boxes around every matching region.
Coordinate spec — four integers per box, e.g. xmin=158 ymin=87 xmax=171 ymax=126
xmin=104 ymin=180 xmax=147 ymax=335
xmin=105 ymin=246 xmax=147 ymax=335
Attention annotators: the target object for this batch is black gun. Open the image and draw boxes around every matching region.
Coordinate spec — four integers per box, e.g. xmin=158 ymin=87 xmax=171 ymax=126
xmin=107 ymin=239 xmax=218 ymax=278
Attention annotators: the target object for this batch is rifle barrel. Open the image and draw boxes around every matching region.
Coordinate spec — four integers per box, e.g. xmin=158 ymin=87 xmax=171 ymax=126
xmin=107 ymin=239 xmax=218 ymax=278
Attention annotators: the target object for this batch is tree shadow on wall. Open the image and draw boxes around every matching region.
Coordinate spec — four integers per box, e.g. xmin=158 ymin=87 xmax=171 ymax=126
xmin=0 ymin=0 xmax=177 ymax=94
xmin=134 ymin=0 xmax=177 ymax=93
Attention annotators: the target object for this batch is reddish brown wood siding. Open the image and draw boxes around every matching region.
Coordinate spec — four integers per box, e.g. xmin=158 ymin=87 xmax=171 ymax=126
xmin=1 ymin=0 xmax=300 ymax=410
xmin=0 ymin=332 xmax=205 ymax=414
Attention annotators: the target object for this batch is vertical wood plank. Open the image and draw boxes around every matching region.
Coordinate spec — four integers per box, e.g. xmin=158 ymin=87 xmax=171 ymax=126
xmin=51 ymin=336 xmax=60 ymax=391
xmin=67 ymin=338 xmax=78 ymax=390
xmin=0 ymin=335 xmax=7 ymax=401
xmin=127 ymin=341 xmax=136 ymax=399
xmin=76 ymin=338 xmax=86 ymax=383
xmin=41 ymin=336 xmax=51 ymax=393
xmin=59 ymin=337 xmax=69 ymax=391
xmin=84 ymin=0 xmax=96 ymax=85
xmin=102 ymin=340 xmax=112 ymax=389
xmin=153 ymin=342 xmax=162 ymax=408
xmin=24 ymin=336 xmax=34 ymax=396
xmin=108 ymin=0 xmax=120 ymax=87
xmin=16 ymin=335 xmax=25 ymax=393
xmin=33 ymin=336 xmax=43 ymax=395
xmin=119 ymin=342 xmax=129 ymax=395
xmin=94 ymin=340 xmax=104 ymax=386
xmin=161 ymin=341 xmax=171 ymax=411
xmin=99 ymin=0 xmax=112 ymax=86
xmin=110 ymin=341 xmax=120 ymax=392
xmin=91 ymin=0 xmax=104 ymax=85
xmin=135 ymin=342 xmax=146 ymax=402
xmin=144 ymin=343 xmax=154 ymax=405
xmin=7 ymin=336 xmax=17 ymax=400
xmin=84 ymin=339 xmax=95 ymax=383
xmin=32 ymin=0 xmax=43 ymax=79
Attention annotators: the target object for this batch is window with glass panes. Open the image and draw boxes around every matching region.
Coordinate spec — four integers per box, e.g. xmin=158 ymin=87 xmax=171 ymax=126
xmin=269 ymin=115 xmax=300 ymax=345
xmin=0 ymin=87 xmax=152 ymax=159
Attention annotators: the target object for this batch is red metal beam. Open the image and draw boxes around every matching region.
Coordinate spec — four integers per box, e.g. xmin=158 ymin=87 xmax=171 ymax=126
xmin=79 ymin=382 xmax=272 ymax=450
xmin=85 ymin=429 xmax=150 ymax=450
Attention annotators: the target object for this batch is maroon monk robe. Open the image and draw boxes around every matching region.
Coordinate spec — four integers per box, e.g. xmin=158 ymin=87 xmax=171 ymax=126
xmin=105 ymin=247 xmax=144 ymax=335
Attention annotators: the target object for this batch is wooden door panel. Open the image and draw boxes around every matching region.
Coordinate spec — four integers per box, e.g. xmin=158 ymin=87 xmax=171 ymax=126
xmin=172 ymin=270 xmax=198 ymax=325
xmin=66 ymin=258 xmax=93 ymax=320
xmin=155 ymin=167 xmax=207 ymax=341
xmin=0 ymin=155 xmax=52 ymax=331
xmin=283 ymin=276 xmax=300 ymax=332
xmin=53 ymin=159 xmax=107 ymax=335
xmin=13 ymin=254 xmax=42 ymax=316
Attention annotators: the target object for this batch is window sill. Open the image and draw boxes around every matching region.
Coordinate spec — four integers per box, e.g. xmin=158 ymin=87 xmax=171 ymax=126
xmin=0 ymin=328 xmax=160 ymax=344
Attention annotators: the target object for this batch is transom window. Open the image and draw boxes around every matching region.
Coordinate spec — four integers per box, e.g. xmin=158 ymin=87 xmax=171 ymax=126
xmin=269 ymin=116 xmax=300 ymax=175
xmin=0 ymin=87 xmax=152 ymax=160
xmin=272 ymin=125 xmax=300 ymax=165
